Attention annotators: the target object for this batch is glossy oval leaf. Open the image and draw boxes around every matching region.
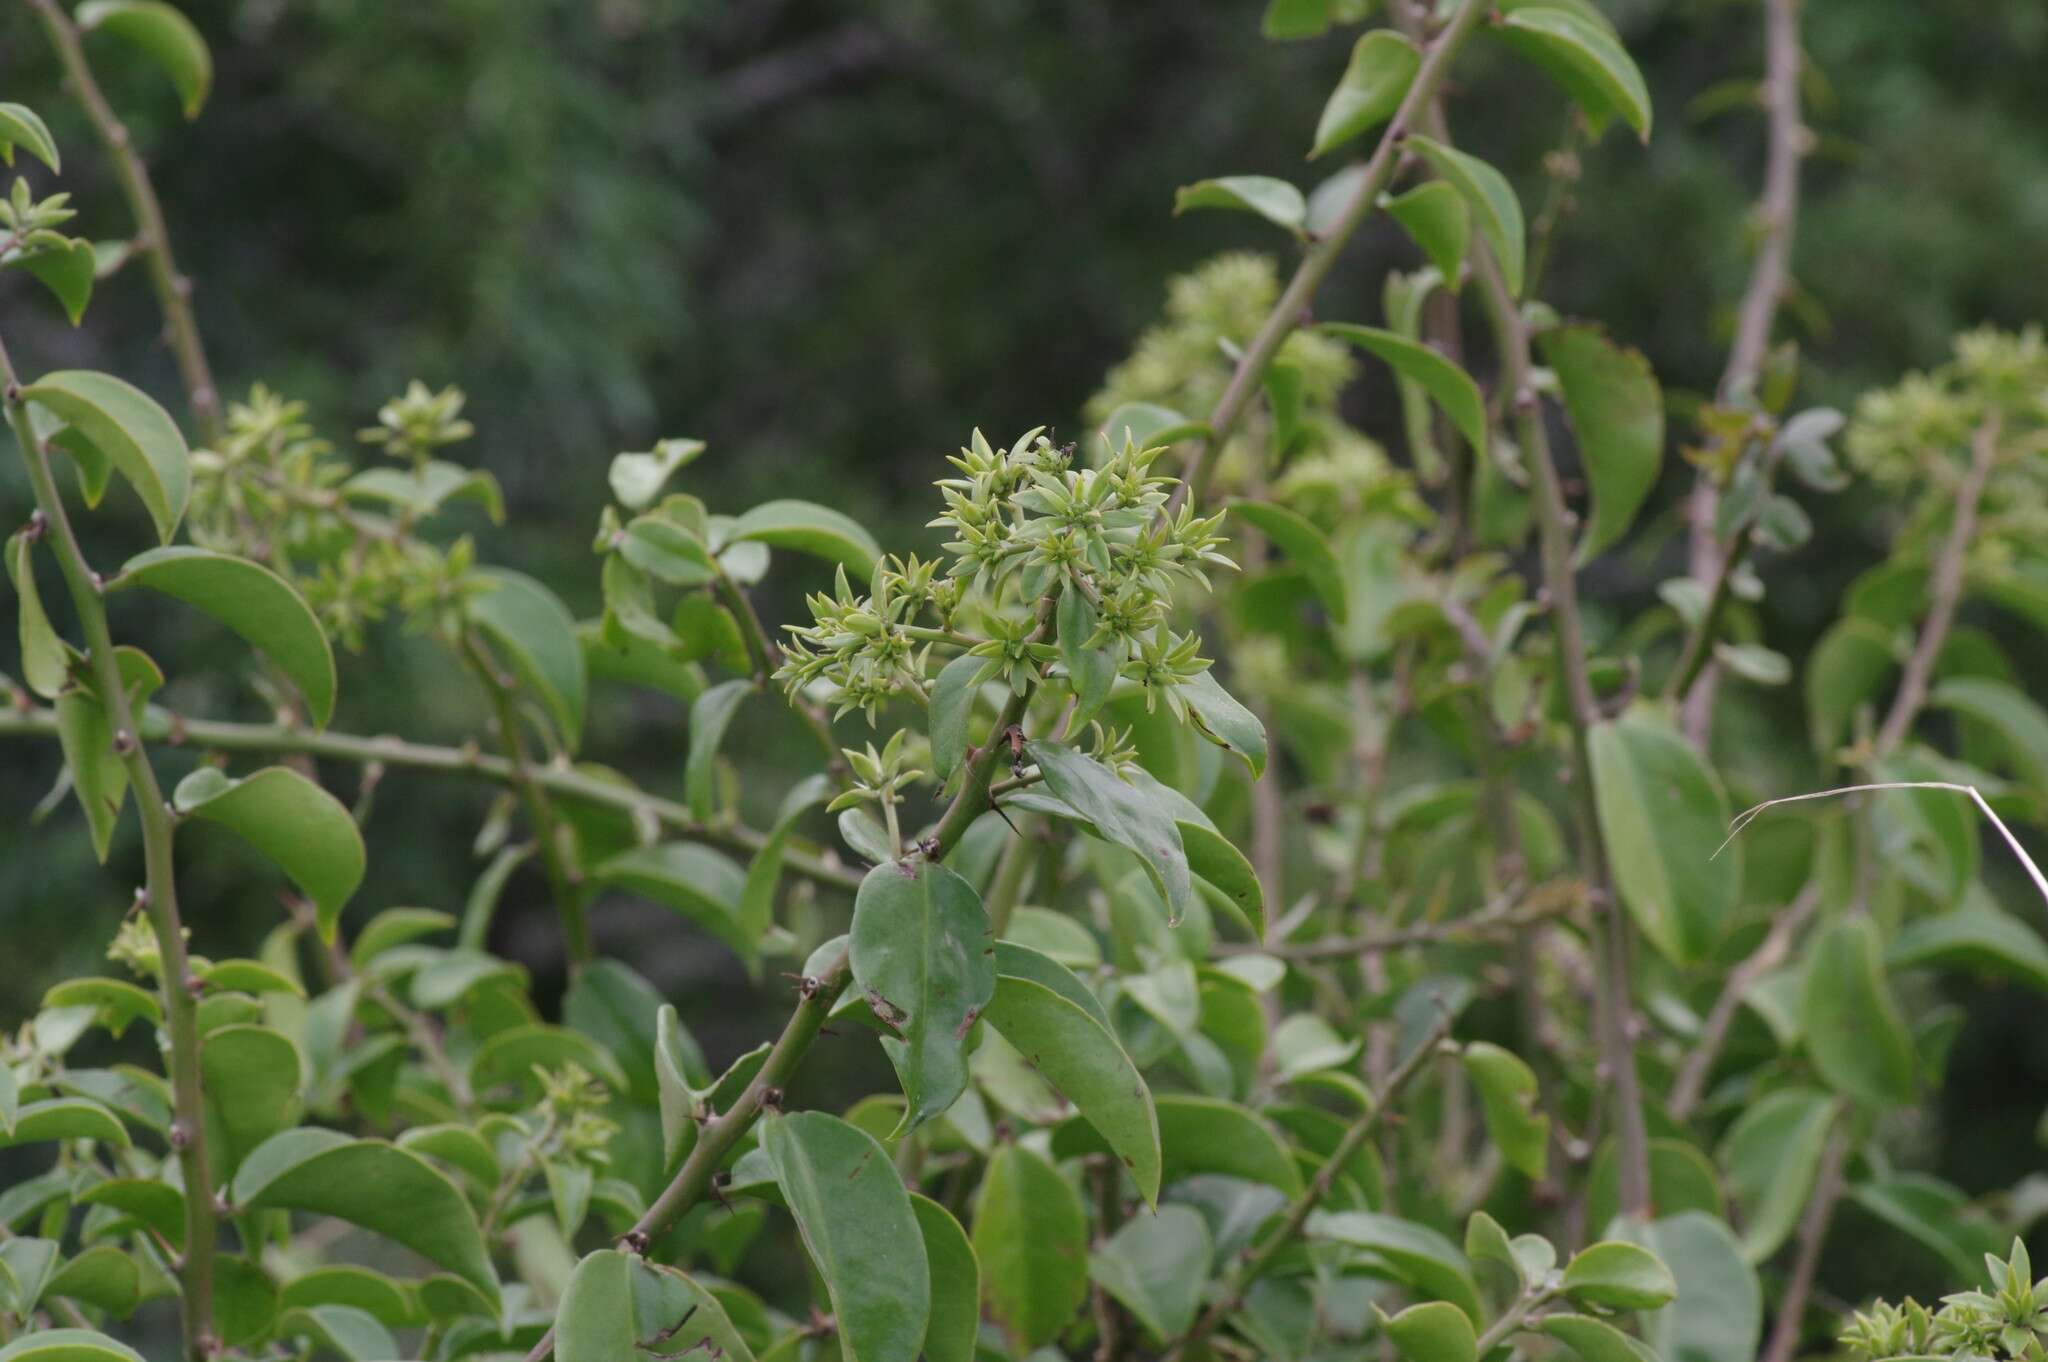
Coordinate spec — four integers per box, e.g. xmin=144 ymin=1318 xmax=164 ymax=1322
xmin=1716 ymin=1087 xmax=1837 ymax=1264
xmin=0 ymin=1330 xmax=144 ymax=1362
xmin=116 ymin=546 xmax=336 ymax=726
xmin=1561 ymin=1240 xmax=1677 ymax=1310
xmin=1321 ymin=325 xmax=1487 ymax=459
xmin=230 ymin=1129 xmax=498 ymax=1307
xmin=1384 ymin=180 xmax=1471 ymax=284
xmin=1587 ymin=718 xmax=1739 ymax=965
xmin=1179 ymin=669 xmax=1269 ymax=780
xmin=0 ymin=103 xmax=60 ymax=172
xmin=201 ymin=1023 xmax=304 ymax=1178
xmin=0 ymin=1098 xmax=130 ymax=1150
xmin=1889 ymin=900 xmax=2048 ymax=992
xmin=983 ymin=975 xmax=1161 ymax=1206
xmin=7 ymin=533 xmax=67 ymax=700
xmin=1404 ymin=137 xmax=1526 ymax=298
xmin=764 ymin=1111 xmax=929 ymax=1362
xmin=556 ymin=1249 xmax=634 ymax=1362
xmin=1089 ymin=1204 xmax=1211 ymax=1342
xmin=973 ymin=1142 xmax=1088 ymax=1350
xmin=1304 ymin=1211 xmax=1483 ymax=1324
xmin=1380 ymin=1300 xmax=1478 ymax=1362
xmin=1538 ymin=327 xmax=1665 ymax=563
xmin=1803 ymin=915 xmax=1916 ymax=1107
xmin=594 ymin=842 xmax=753 ymax=964
xmin=1461 ymin=1041 xmax=1549 ymax=1181
xmin=1495 ymin=6 xmax=1652 ymax=141
xmin=1311 ymin=30 xmax=1420 ymax=158
xmin=7 ymin=235 xmax=96 ymax=327
xmin=173 ymin=766 xmax=365 ymax=942
xmin=1173 ymin=176 xmax=1307 ymax=233
xmin=1025 ymin=739 xmax=1190 ymax=924
xmin=1228 ymin=499 xmax=1348 ymax=625
xmin=21 ymin=371 xmax=189 ymax=544
xmin=724 ymin=499 xmax=880 ymax=577
xmin=850 ymin=861 xmax=996 ymax=1132
xmin=77 ymin=1 xmax=212 ymax=117
xmin=910 ymin=1194 xmax=979 ymax=1362
xmin=469 ymin=568 xmax=588 ymax=753
xmin=1636 ymin=1212 xmax=1761 ymax=1362
xmin=685 ymin=678 xmax=752 ymax=822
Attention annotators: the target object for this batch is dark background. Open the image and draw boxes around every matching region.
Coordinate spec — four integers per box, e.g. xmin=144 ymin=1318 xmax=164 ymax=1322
xmin=4 ymin=0 xmax=2048 ymax=1303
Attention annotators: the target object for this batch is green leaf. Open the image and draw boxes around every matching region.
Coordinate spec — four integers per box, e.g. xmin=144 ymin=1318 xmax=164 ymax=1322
xmin=579 ymin=616 xmax=706 ymax=703
xmin=1379 ymin=1300 xmax=1479 ymax=1362
xmin=1384 ymin=181 xmax=1471 ymax=283
xmin=764 ymin=1111 xmax=929 ymax=1362
xmin=0 ymin=1237 xmax=57 ymax=1314
xmin=993 ymin=940 xmax=1109 ymax=1028
xmin=7 ymin=533 xmax=67 ymax=700
xmin=850 ymin=861 xmax=996 ymax=1131
xmin=77 ymin=1 xmax=212 ymax=117
xmin=0 ymin=1098 xmax=129 ymax=1149
xmin=1263 ymin=0 xmax=1329 ymax=39
xmin=342 ymin=461 xmax=503 ymax=522
xmin=557 ymin=1249 xmax=633 ymax=1362
xmin=1890 ymin=900 xmax=2048 ymax=992
xmin=1228 ymin=498 xmax=1349 ymax=625
xmin=6 ymin=235 xmax=96 ymax=326
xmin=1057 ymin=588 xmax=1116 ymax=730
xmin=1305 ymin=1211 xmax=1483 ymax=1324
xmin=278 ymin=1303 xmax=395 ymax=1361
xmin=1311 ymin=30 xmax=1420 ymax=158
xmin=1928 ymin=676 xmax=2048 ymax=799
xmin=983 ymin=974 xmax=1161 ymax=1206
xmin=972 ymin=1142 xmax=1088 ymax=1350
xmin=1404 ymin=137 xmax=1526 ymax=297
xmin=1095 ymin=401 xmax=1210 ymax=450
xmin=910 ymin=1194 xmax=979 ymax=1362
xmin=594 ymin=842 xmax=753 ymax=964
xmin=1025 ymin=739 xmax=1191 ymax=924
xmin=22 ymin=371 xmax=190 ymax=544
xmin=1635 ymin=1213 xmax=1761 ymax=1362
xmin=201 ymin=1024 xmax=303 ymax=1178
xmin=1540 ymin=1314 xmax=1652 ymax=1362
xmin=723 ymin=499 xmax=881 ymax=577
xmin=1561 ymin=1240 xmax=1677 ymax=1310
xmin=1803 ymin=916 xmax=1916 ymax=1106
xmin=1461 ymin=1041 xmax=1549 ymax=1180
xmin=1173 ymin=176 xmax=1307 ymax=233
xmin=41 ymin=977 xmax=160 ymax=1037
xmin=469 ymin=568 xmax=588 ymax=753
xmin=396 ymin=1124 xmax=499 ymax=1188
xmin=620 ymin=514 xmax=718 ymax=587
xmin=0 ymin=1330 xmax=144 ymax=1362
xmin=1538 ymin=327 xmax=1664 ymax=563
xmin=609 ymin=438 xmax=704 ymax=510
xmin=198 ymin=957 xmax=303 ymax=997
xmin=1716 ymin=1087 xmax=1837 ymax=1264
xmin=1089 ymin=1204 xmax=1211 ymax=1341
xmin=173 ymin=767 xmax=365 ymax=942
xmin=230 ymin=1129 xmax=499 ymax=1308
xmin=1057 ymin=1093 xmax=1301 ymax=1198
xmin=469 ymin=1023 xmax=629 ymax=1100
xmin=0 ymin=1061 xmax=14 ymax=1134
xmin=928 ymin=652 xmax=983 ymax=784
xmin=278 ymin=1266 xmax=418 ymax=1328
xmin=1495 ymin=6 xmax=1653 ymax=141
xmin=46 ymin=1246 xmax=141 ymax=1318
xmin=1587 ymin=718 xmax=1739 ymax=965
xmin=115 ymin=546 xmax=337 ymax=726
xmin=1805 ymin=617 xmax=1896 ymax=756
xmin=1178 ymin=670 xmax=1268 ymax=781
xmin=626 ymin=1260 xmax=757 ymax=1362
xmin=349 ymin=907 xmax=455 ymax=971
xmin=76 ymin=1180 xmax=184 ymax=1247
xmin=1321 ymin=325 xmax=1487 ymax=459
xmin=740 ymin=774 xmax=831 ymax=944
xmin=0 ymin=103 xmax=60 ymax=172
xmin=686 ymin=678 xmax=752 ymax=822
xmin=1849 ymin=1174 xmax=1999 ymax=1283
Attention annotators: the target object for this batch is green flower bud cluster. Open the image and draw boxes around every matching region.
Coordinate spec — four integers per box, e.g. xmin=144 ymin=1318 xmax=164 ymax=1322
xmin=530 ymin=1061 xmax=621 ymax=1169
xmin=358 ymin=380 xmax=476 ymax=470
xmin=1848 ymin=328 xmax=2048 ymax=567
xmin=188 ymin=384 xmax=499 ymax=650
xmin=0 ymin=174 xmax=76 ymax=238
xmin=778 ymin=427 xmax=1233 ymax=724
xmin=1842 ymin=1240 xmax=2048 ymax=1362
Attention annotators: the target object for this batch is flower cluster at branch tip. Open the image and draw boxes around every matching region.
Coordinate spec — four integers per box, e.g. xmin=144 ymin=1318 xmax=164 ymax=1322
xmin=777 ymin=428 xmax=1233 ymax=724
xmin=187 ymin=384 xmax=499 ymax=649
xmin=0 ymin=174 xmax=75 ymax=242
xmin=1841 ymin=1240 xmax=2048 ymax=1362
xmin=358 ymin=381 xmax=476 ymax=469
xmin=1847 ymin=327 xmax=2048 ymax=569
xmin=530 ymin=1062 xmax=620 ymax=1169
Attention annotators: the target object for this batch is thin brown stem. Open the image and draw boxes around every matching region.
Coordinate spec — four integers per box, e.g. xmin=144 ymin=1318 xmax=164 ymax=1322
xmin=1760 ymin=1122 xmax=1850 ymax=1362
xmin=1162 ymin=0 xmax=1488 ymax=515
xmin=1873 ymin=416 xmax=1999 ymax=758
xmin=1160 ymin=1010 xmax=1458 ymax=1362
xmin=26 ymin=0 xmax=224 ymax=445
xmin=1468 ymin=226 xmax=1652 ymax=1222
xmin=1665 ymin=883 xmax=1821 ymax=1121
xmin=0 ymin=703 xmax=864 ymax=893
xmin=2 ymin=333 xmax=217 ymax=1360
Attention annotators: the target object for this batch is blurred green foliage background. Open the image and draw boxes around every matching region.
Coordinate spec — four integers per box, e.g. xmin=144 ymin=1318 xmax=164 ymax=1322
xmin=4 ymin=0 xmax=2047 ymax=1298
